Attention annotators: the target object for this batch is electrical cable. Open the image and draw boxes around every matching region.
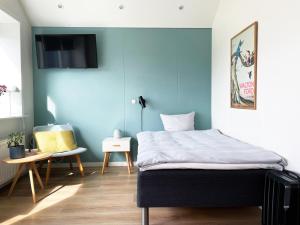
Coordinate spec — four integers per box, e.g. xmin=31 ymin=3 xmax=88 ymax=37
xmin=141 ymin=107 xmax=143 ymax=131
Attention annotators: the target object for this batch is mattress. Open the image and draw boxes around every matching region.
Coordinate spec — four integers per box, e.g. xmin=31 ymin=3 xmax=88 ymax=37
xmin=137 ymin=129 xmax=287 ymax=171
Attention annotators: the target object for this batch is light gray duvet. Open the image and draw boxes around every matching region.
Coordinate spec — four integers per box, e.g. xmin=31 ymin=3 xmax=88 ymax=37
xmin=137 ymin=129 xmax=287 ymax=171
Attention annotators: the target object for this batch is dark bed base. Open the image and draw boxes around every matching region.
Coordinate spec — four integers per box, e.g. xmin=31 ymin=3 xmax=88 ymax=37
xmin=137 ymin=169 xmax=269 ymax=225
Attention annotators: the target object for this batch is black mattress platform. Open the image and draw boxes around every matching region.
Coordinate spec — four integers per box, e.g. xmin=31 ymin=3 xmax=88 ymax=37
xmin=137 ymin=169 xmax=268 ymax=208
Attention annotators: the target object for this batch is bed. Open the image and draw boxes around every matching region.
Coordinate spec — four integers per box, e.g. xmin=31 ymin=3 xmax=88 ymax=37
xmin=136 ymin=129 xmax=286 ymax=225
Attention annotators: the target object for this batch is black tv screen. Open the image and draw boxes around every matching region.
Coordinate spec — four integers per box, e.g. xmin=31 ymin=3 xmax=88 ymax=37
xmin=35 ymin=34 xmax=98 ymax=68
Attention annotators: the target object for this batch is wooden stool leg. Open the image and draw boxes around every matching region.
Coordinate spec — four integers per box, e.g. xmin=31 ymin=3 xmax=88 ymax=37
xmin=8 ymin=163 xmax=24 ymax=197
xmin=28 ymin=164 xmax=36 ymax=203
xmin=105 ymin=153 xmax=110 ymax=167
xmin=125 ymin=152 xmax=131 ymax=174
xmin=31 ymin=162 xmax=44 ymax=190
xmin=45 ymin=158 xmax=52 ymax=186
xmin=75 ymin=154 xmax=84 ymax=177
xmin=101 ymin=152 xmax=108 ymax=175
xmin=128 ymin=153 xmax=134 ymax=169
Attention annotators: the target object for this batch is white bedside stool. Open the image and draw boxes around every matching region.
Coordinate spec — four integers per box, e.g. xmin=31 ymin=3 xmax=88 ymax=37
xmin=101 ymin=137 xmax=133 ymax=175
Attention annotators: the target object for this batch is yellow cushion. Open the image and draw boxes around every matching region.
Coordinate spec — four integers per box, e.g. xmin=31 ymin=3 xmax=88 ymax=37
xmin=34 ymin=130 xmax=77 ymax=153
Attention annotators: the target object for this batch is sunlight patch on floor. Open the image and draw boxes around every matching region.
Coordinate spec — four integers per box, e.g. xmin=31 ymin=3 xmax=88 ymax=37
xmin=2 ymin=184 xmax=82 ymax=225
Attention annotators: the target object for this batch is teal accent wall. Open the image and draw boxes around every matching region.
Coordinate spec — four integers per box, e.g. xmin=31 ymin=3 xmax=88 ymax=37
xmin=32 ymin=27 xmax=211 ymax=162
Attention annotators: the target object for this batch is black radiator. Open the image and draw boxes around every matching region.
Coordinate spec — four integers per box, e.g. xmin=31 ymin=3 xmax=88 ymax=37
xmin=262 ymin=170 xmax=300 ymax=225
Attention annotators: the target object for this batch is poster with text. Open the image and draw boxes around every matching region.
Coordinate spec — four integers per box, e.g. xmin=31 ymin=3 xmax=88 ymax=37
xmin=231 ymin=22 xmax=258 ymax=109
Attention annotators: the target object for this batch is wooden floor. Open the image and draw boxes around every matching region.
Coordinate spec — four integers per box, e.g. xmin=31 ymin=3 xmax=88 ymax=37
xmin=0 ymin=167 xmax=261 ymax=225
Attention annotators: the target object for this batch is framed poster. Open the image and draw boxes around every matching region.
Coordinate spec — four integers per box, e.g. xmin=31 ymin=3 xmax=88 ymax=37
xmin=231 ymin=22 xmax=258 ymax=109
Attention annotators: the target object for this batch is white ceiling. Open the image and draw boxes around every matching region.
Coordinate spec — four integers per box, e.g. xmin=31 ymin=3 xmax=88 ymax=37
xmin=20 ymin=0 xmax=220 ymax=28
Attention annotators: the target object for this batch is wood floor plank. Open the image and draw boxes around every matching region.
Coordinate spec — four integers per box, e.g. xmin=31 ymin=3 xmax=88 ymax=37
xmin=0 ymin=167 xmax=261 ymax=225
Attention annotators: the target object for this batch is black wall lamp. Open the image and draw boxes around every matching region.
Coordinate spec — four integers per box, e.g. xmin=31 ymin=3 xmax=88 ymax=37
xmin=138 ymin=96 xmax=146 ymax=108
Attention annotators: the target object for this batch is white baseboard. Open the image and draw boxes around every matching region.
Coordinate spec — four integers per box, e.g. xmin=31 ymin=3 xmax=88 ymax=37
xmin=48 ymin=161 xmax=137 ymax=168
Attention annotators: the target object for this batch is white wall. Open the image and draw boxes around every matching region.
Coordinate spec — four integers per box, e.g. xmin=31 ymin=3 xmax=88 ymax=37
xmin=212 ymin=0 xmax=300 ymax=172
xmin=0 ymin=0 xmax=33 ymax=141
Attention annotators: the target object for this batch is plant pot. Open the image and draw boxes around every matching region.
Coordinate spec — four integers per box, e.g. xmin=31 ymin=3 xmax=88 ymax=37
xmin=9 ymin=145 xmax=25 ymax=159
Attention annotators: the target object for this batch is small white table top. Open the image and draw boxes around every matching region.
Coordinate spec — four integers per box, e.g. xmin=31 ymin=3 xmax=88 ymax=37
xmin=103 ymin=137 xmax=131 ymax=143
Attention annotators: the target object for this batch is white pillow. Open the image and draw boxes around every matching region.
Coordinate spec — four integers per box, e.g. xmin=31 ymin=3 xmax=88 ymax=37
xmin=160 ymin=112 xmax=195 ymax=131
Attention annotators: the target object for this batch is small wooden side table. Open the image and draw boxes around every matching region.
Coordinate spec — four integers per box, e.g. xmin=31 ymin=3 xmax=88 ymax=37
xmin=2 ymin=151 xmax=51 ymax=203
xmin=101 ymin=137 xmax=133 ymax=175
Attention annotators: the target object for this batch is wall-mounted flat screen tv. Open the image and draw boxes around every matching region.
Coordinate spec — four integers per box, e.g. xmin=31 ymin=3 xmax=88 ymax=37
xmin=35 ymin=34 xmax=98 ymax=68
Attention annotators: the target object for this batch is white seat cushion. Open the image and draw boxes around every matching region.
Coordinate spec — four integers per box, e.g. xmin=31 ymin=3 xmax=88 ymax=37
xmin=51 ymin=147 xmax=87 ymax=157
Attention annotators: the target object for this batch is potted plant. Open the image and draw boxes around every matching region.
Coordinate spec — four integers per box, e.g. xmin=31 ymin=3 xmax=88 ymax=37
xmin=7 ymin=132 xmax=25 ymax=159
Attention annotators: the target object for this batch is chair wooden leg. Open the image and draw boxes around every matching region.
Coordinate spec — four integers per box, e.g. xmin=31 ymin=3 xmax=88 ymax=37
xmin=75 ymin=154 xmax=84 ymax=177
xmin=101 ymin=152 xmax=108 ymax=175
xmin=38 ymin=160 xmax=45 ymax=171
xmin=125 ymin=152 xmax=131 ymax=174
xmin=31 ymin=162 xmax=44 ymax=190
xmin=45 ymin=158 xmax=52 ymax=186
xmin=8 ymin=163 xmax=24 ymax=197
xmin=28 ymin=164 xmax=36 ymax=203
xmin=69 ymin=160 xmax=73 ymax=171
